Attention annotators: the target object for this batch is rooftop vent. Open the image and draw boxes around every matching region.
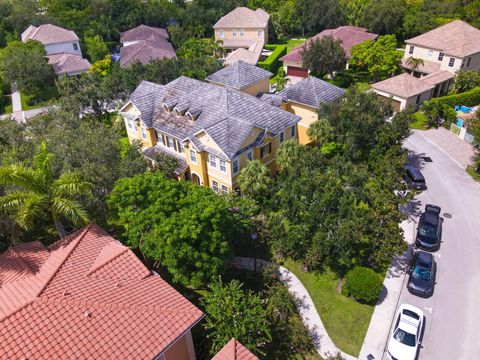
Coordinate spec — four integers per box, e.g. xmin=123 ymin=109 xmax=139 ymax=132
xmin=163 ymin=97 xmax=178 ymax=111
xmin=62 ymin=290 xmax=69 ymax=297
xmin=84 ymin=310 xmax=92 ymax=318
xmin=174 ymin=102 xmax=190 ymax=116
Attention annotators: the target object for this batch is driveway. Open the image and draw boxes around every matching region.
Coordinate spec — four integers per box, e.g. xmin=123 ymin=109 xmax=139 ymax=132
xmin=396 ymin=131 xmax=480 ymax=359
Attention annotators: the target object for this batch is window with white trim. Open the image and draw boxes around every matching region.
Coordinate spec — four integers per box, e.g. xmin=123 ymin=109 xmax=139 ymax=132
xmin=233 ymin=30 xmax=237 ymax=37
xmin=73 ymin=43 xmax=79 ymax=51
xmin=408 ymin=45 xmax=414 ymax=54
xmin=127 ymin=119 xmax=135 ymax=131
xmin=448 ymin=58 xmax=455 ymax=67
xmin=290 ymin=125 xmax=296 ymax=138
xmin=190 ymin=149 xmax=197 ymax=163
xmin=246 ymin=150 xmax=253 ymax=161
xmin=179 ymin=142 xmax=185 ymax=153
xmin=219 ymin=159 xmax=227 ymax=173
xmin=240 ymin=29 xmax=245 ymax=37
xmin=168 ymin=137 xmax=176 ymax=150
xmin=279 ymin=131 xmax=285 ymax=143
xmin=220 ymin=29 xmax=224 ymax=38
xmin=427 ymin=49 xmax=433 ymax=58
xmin=212 ymin=180 xmax=219 ymax=192
xmin=221 ymin=185 xmax=228 ymax=194
xmin=232 ymin=159 xmax=239 ymax=174
xmin=209 ymin=154 xmax=217 ymax=168
xmin=141 ymin=127 xmax=147 ymax=139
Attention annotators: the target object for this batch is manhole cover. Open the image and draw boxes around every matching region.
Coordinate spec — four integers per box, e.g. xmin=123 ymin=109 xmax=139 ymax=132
xmin=443 ymin=213 xmax=452 ymax=219
xmin=423 ymin=156 xmax=433 ymax=162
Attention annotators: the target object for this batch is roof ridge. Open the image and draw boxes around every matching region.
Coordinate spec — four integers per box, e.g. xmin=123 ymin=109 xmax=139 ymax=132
xmin=86 ymin=243 xmax=130 ymax=276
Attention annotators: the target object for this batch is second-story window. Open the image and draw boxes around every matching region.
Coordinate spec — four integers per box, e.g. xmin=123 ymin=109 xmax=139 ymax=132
xmin=168 ymin=137 xmax=176 ymax=151
xmin=127 ymin=119 xmax=135 ymax=131
xmin=232 ymin=159 xmax=239 ymax=174
xmin=240 ymin=29 xmax=245 ymax=37
xmin=408 ymin=45 xmax=414 ymax=54
xmin=438 ymin=52 xmax=444 ymax=61
xmin=233 ymin=29 xmax=237 ymax=37
xmin=179 ymin=142 xmax=185 ymax=153
xmin=141 ymin=127 xmax=147 ymax=140
xmin=279 ymin=131 xmax=285 ymax=143
xmin=209 ymin=154 xmax=217 ymax=168
xmin=258 ymin=30 xmax=263 ymax=37
xmin=73 ymin=43 xmax=79 ymax=51
xmin=448 ymin=58 xmax=455 ymax=67
xmin=260 ymin=143 xmax=272 ymax=159
xmin=246 ymin=150 xmax=253 ymax=161
xmin=190 ymin=149 xmax=197 ymax=163
xmin=219 ymin=159 xmax=226 ymax=173
xmin=290 ymin=125 xmax=296 ymax=138
xmin=220 ymin=29 xmax=224 ymax=38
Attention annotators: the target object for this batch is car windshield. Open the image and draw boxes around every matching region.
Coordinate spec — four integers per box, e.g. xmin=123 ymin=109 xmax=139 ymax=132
xmin=394 ymin=328 xmax=416 ymax=346
xmin=419 ymin=222 xmax=437 ymax=237
xmin=412 ymin=266 xmax=431 ymax=280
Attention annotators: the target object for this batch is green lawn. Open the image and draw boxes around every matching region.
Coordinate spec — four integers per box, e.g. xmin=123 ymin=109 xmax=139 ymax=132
xmin=410 ymin=112 xmax=429 ymax=130
xmin=466 ymin=165 xmax=480 ymax=182
xmin=283 ymin=38 xmax=307 ymax=52
xmin=20 ymin=86 xmax=58 ymax=110
xmin=355 ymin=82 xmax=371 ymax=92
xmin=282 ymin=259 xmax=375 ymax=356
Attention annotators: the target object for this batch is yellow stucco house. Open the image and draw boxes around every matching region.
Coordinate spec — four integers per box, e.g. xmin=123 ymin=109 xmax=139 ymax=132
xmin=260 ymin=77 xmax=345 ymax=145
xmin=120 ymin=65 xmax=300 ymax=193
xmin=213 ymin=7 xmax=269 ymax=65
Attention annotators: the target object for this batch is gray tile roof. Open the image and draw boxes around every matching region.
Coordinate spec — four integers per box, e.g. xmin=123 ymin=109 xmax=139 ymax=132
xmin=206 ymin=61 xmax=272 ymax=89
xmin=278 ymin=76 xmax=345 ymax=108
xmin=124 ymin=77 xmax=300 ymax=159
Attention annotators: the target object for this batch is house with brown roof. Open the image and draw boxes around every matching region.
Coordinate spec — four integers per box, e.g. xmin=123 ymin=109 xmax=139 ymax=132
xmin=212 ymin=338 xmax=259 ymax=360
xmin=0 ymin=224 xmax=203 ymax=360
xmin=280 ymin=26 xmax=378 ymax=77
xmin=120 ymin=24 xmax=176 ymax=68
xmin=21 ymin=24 xmax=91 ymax=76
xmin=372 ymin=20 xmax=480 ymax=111
xmin=213 ymin=7 xmax=270 ymax=65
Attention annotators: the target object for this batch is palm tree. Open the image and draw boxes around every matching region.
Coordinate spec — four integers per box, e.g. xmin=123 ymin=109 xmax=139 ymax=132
xmin=0 ymin=142 xmax=91 ymax=238
xmin=275 ymin=68 xmax=290 ymax=91
xmin=406 ymin=56 xmax=425 ymax=71
xmin=238 ymin=160 xmax=271 ymax=201
xmin=307 ymin=118 xmax=334 ymax=147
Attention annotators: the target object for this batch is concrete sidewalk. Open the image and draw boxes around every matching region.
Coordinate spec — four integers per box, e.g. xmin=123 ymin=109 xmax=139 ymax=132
xmin=358 ymin=219 xmax=416 ymax=360
xmin=233 ymin=256 xmax=356 ymax=360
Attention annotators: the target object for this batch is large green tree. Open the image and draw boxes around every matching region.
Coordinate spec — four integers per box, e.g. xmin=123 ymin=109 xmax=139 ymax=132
xmin=451 ymin=70 xmax=480 ymax=94
xmin=301 ymin=36 xmax=346 ymax=78
xmin=360 ymin=0 xmax=407 ymax=36
xmin=107 ymin=172 xmax=247 ymax=287
xmin=0 ymin=142 xmax=91 ymax=238
xmin=85 ymin=35 xmax=110 ymax=63
xmin=202 ymin=277 xmax=271 ymax=356
xmin=349 ymin=35 xmax=402 ymax=81
xmin=0 ymin=40 xmax=54 ymax=93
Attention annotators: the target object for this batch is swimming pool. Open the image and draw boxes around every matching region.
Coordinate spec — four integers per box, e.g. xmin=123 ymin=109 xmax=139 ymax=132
xmin=455 ymin=105 xmax=472 ymax=113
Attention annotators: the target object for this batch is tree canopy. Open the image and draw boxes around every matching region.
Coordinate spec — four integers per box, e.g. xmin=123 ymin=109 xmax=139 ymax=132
xmin=301 ymin=36 xmax=346 ymax=78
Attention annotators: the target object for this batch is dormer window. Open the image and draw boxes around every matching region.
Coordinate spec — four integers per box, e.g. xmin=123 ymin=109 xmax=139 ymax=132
xmin=186 ymin=108 xmax=202 ymax=121
xmin=174 ymin=102 xmax=189 ymax=116
xmin=163 ymin=98 xmax=178 ymax=111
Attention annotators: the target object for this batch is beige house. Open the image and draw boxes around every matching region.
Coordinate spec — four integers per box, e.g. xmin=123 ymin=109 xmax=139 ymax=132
xmin=373 ymin=20 xmax=480 ymax=111
xmin=213 ymin=7 xmax=269 ymax=65
xmin=120 ymin=74 xmax=300 ymax=193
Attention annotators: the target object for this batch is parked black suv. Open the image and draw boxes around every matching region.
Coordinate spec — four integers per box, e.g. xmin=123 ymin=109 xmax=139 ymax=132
xmin=404 ymin=165 xmax=427 ymax=191
xmin=415 ymin=204 xmax=442 ymax=251
xmin=407 ymin=251 xmax=436 ymax=297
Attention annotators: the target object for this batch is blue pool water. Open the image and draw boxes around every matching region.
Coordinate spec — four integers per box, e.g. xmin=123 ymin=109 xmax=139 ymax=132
xmin=455 ymin=105 xmax=472 ymax=113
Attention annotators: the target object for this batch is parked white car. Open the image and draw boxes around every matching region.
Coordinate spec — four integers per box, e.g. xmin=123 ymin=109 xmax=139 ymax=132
xmin=387 ymin=304 xmax=424 ymax=360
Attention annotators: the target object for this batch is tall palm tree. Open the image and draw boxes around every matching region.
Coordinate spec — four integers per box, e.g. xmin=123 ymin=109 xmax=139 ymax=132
xmin=275 ymin=68 xmax=290 ymax=91
xmin=406 ymin=56 xmax=425 ymax=71
xmin=307 ymin=118 xmax=334 ymax=147
xmin=0 ymin=142 xmax=91 ymax=238
xmin=238 ymin=160 xmax=271 ymax=201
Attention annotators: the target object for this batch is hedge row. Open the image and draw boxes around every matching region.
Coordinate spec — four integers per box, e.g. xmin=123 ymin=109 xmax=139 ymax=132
xmin=258 ymin=44 xmax=287 ymax=73
xmin=428 ymin=86 xmax=480 ymax=107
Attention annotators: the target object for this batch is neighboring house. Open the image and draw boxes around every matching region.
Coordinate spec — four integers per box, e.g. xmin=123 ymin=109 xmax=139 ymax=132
xmin=120 ymin=24 xmax=176 ymax=68
xmin=0 ymin=224 xmax=203 ymax=360
xmin=213 ymin=7 xmax=270 ymax=65
xmin=276 ymin=76 xmax=345 ymax=145
xmin=372 ymin=20 xmax=480 ymax=111
xmin=205 ymin=60 xmax=272 ymax=96
xmin=120 ymin=76 xmax=300 ymax=193
xmin=280 ymin=26 xmax=378 ymax=77
xmin=212 ymin=338 xmax=259 ymax=360
xmin=21 ymin=24 xmax=91 ymax=76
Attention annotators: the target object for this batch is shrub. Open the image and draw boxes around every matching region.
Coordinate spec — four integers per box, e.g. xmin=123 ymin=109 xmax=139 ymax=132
xmin=258 ymin=44 xmax=287 ymax=73
xmin=428 ymin=86 xmax=480 ymax=108
xmin=343 ymin=266 xmax=383 ymax=304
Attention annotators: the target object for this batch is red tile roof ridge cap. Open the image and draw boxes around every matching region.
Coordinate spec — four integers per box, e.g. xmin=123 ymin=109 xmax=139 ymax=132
xmin=36 ymin=225 xmax=93 ymax=297
xmin=86 ymin=242 xmax=130 ymax=276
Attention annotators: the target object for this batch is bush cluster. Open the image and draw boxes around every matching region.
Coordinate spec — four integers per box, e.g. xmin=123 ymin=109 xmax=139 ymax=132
xmin=258 ymin=44 xmax=287 ymax=73
xmin=343 ymin=266 xmax=383 ymax=304
xmin=428 ymin=87 xmax=480 ymax=108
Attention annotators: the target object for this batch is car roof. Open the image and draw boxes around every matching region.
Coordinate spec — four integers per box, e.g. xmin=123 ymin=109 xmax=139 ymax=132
xmin=398 ymin=308 xmax=421 ymax=333
xmin=417 ymin=251 xmax=433 ymax=264
xmin=406 ymin=166 xmax=425 ymax=181
xmin=424 ymin=211 xmax=439 ymax=226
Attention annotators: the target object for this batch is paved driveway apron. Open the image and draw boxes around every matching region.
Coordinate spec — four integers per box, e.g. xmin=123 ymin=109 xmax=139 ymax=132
xmin=398 ymin=131 xmax=480 ymax=360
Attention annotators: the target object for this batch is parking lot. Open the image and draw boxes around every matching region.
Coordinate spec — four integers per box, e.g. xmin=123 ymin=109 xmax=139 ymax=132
xmin=396 ymin=131 xmax=480 ymax=360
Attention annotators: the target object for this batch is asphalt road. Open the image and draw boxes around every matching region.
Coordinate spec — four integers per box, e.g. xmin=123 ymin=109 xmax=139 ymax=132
xmin=400 ymin=131 xmax=480 ymax=360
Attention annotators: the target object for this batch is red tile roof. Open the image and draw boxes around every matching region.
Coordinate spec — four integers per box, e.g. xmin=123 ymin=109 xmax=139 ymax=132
xmin=0 ymin=224 xmax=203 ymax=359
xmin=280 ymin=26 xmax=378 ymax=63
xmin=213 ymin=338 xmax=259 ymax=360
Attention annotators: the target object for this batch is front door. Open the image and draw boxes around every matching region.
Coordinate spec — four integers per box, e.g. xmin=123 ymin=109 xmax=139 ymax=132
xmin=191 ymin=173 xmax=201 ymax=185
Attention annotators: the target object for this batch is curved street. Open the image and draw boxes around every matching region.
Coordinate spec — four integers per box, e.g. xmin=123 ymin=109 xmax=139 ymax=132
xmin=399 ymin=131 xmax=480 ymax=360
